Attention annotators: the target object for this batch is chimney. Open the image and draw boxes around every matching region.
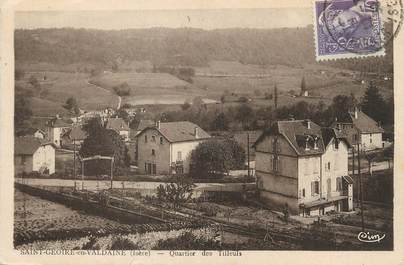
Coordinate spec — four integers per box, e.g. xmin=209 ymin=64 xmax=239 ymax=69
xmin=354 ymin=107 xmax=358 ymax=119
xmin=306 ymin=120 xmax=311 ymax=129
xmin=194 ymin=127 xmax=199 ymax=138
xmin=156 ymin=120 xmax=161 ymax=129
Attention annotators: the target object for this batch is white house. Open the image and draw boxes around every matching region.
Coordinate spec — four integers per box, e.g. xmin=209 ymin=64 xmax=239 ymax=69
xmin=332 ymin=108 xmax=384 ymax=151
xmin=253 ymin=119 xmax=353 ymax=216
xmin=46 ymin=116 xmax=71 ymax=148
xmin=105 ymin=118 xmax=130 ymax=142
xmin=14 ymin=136 xmax=56 ymax=175
xmin=137 ymin=121 xmax=211 ymax=175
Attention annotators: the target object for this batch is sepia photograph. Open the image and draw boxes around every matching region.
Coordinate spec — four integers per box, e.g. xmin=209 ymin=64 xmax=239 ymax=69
xmin=2 ymin=0 xmax=402 ymax=261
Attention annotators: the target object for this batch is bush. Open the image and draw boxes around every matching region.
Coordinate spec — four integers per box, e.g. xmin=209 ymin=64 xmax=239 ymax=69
xmin=153 ymin=231 xmax=220 ymax=250
xmin=109 ymin=236 xmax=140 ymax=250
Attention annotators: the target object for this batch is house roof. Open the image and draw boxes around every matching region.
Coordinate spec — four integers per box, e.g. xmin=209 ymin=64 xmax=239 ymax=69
xmin=139 ymin=121 xmax=210 ymax=143
xmin=47 ymin=117 xmax=72 ymax=128
xmin=63 ymin=126 xmax=87 ymax=141
xmin=136 ymin=119 xmax=155 ymax=131
xmin=106 ymin=118 xmax=130 ymax=132
xmin=343 ymin=175 xmax=354 ymax=184
xmin=321 ymin=127 xmax=352 ymax=148
xmin=14 ymin=136 xmax=54 ymax=155
xmin=254 ymin=119 xmax=351 ymax=156
xmin=15 ymin=127 xmax=46 ymax=137
xmin=335 ymin=110 xmax=384 ymax=134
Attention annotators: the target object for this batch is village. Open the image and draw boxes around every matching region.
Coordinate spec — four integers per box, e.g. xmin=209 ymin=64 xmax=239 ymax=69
xmin=14 ymin=73 xmax=394 ymax=250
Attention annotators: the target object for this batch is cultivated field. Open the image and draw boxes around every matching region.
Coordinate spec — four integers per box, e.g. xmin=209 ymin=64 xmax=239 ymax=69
xmin=16 ymin=71 xmax=119 ymax=114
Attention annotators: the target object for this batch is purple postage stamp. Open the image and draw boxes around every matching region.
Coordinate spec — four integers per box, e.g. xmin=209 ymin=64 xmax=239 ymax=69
xmin=314 ymin=0 xmax=385 ymax=60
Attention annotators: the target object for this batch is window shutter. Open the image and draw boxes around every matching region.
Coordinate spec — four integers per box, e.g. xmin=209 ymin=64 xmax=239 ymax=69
xmin=311 ymin=182 xmax=315 ymax=196
xmin=277 ymin=141 xmax=281 ymax=153
xmin=277 ymin=157 xmax=281 ymax=173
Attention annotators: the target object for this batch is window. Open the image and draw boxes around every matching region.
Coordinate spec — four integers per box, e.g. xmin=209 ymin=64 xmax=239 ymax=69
xmin=177 ymin=151 xmax=182 ymax=161
xmin=370 ymin=134 xmax=373 ymax=144
xmin=334 ymin=139 xmax=339 ymax=149
xmin=302 ymin=188 xmax=305 ymax=197
xmin=152 ymin=136 xmax=156 ymax=142
xmin=160 ymin=137 xmax=163 ymax=145
xmin=336 ymin=177 xmax=342 ymax=191
xmin=311 ymin=181 xmax=319 ymax=196
xmin=273 ymin=157 xmax=279 ymax=172
xmin=151 ymin=149 xmax=155 ymax=156
xmin=145 ymin=135 xmax=148 ymax=143
xmin=21 ymin=156 xmax=26 ymax=165
xmin=326 ymin=162 xmax=331 ymax=171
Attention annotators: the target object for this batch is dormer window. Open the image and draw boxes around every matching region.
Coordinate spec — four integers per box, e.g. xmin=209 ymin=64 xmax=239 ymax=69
xmin=305 ymin=137 xmax=310 ymax=150
xmin=314 ymin=137 xmax=319 ymax=150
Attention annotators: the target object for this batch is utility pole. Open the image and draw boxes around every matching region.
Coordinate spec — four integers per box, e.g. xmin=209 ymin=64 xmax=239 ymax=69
xmin=110 ymin=158 xmax=114 ymax=190
xmin=73 ymin=139 xmax=76 ymax=179
xmin=357 ymin=143 xmax=365 ymax=232
xmin=247 ymin=133 xmax=250 ymax=179
xmin=274 ymin=84 xmax=278 ymax=110
xmin=81 ymin=160 xmax=84 ymax=190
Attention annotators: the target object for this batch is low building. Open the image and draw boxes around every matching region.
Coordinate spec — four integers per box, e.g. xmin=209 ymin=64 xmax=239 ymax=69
xmin=14 ymin=136 xmax=56 ymax=175
xmin=254 ymin=119 xmax=353 ymax=216
xmin=137 ymin=121 xmax=211 ymax=175
xmin=332 ymin=108 xmax=384 ymax=151
xmin=46 ymin=116 xmax=72 ymax=148
xmin=61 ymin=126 xmax=88 ymax=149
xmin=15 ymin=127 xmax=47 ymax=139
xmin=105 ymin=118 xmax=130 ymax=142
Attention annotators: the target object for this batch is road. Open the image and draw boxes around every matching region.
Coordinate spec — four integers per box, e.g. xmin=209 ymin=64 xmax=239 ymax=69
xmin=15 ymin=178 xmax=255 ymax=197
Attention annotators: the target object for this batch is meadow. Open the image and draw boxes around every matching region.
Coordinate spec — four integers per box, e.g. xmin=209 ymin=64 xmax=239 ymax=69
xmin=17 ymin=71 xmax=119 ymax=115
xmin=16 ymin=60 xmax=394 ymax=117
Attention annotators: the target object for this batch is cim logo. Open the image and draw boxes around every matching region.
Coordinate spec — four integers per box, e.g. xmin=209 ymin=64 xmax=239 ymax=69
xmin=357 ymin=231 xmax=386 ymax=243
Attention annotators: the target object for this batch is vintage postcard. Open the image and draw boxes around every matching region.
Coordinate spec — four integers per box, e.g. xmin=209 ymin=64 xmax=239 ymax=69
xmin=1 ymin=0 xmax=404 ymax=264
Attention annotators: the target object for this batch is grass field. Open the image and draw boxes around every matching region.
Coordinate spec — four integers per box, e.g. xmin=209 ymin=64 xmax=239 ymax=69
xmin=16 ymin=61 xmax=393 ymax=116
xmin=17 ymin=71 xmax=119 ymax=114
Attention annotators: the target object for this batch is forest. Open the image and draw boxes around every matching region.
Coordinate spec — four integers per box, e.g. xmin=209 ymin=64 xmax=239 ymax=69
xmin=15 ymin=27 xmax=393 ymax=73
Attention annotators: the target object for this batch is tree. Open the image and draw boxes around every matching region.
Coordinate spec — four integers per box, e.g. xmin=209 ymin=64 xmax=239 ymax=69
xmin=361 ymin=82 xmax=387 ymax=124
xmin=63 ymin=97 xmax=80 ymax=115
xmin=363 ymin=151 xmax=379 ymax=175
xmin=80 ymin=117 xmax=130 ymax=176
xmin=235 ymin=104 xmax=254 ymax=129
xmin=300 ymin=76 xmax=306 ymax=93
xmin=15 ymin=94 xmax=33 ymax=127
xmin=116 ymin=109 xmax=130 ymax=123
xmin=181 ymin=102 xmax=191 ymax=111
xmin=189 ymin=139 xmax=245 ymax=179
xmin=156 ymin=175 xmax=195 ymax=209
xmin=210 ymin=112 xmax=229 ymax=131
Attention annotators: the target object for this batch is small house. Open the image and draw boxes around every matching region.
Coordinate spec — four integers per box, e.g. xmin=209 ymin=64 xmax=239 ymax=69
xmin=14 ymin=136 xmax=56 ymax=175
xmin=137 ymin=121 xmax=210 ymax=175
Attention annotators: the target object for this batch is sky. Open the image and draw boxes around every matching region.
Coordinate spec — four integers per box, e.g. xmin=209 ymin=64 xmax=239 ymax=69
xmin=15 ymin=8 xmax=312 ymax=30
